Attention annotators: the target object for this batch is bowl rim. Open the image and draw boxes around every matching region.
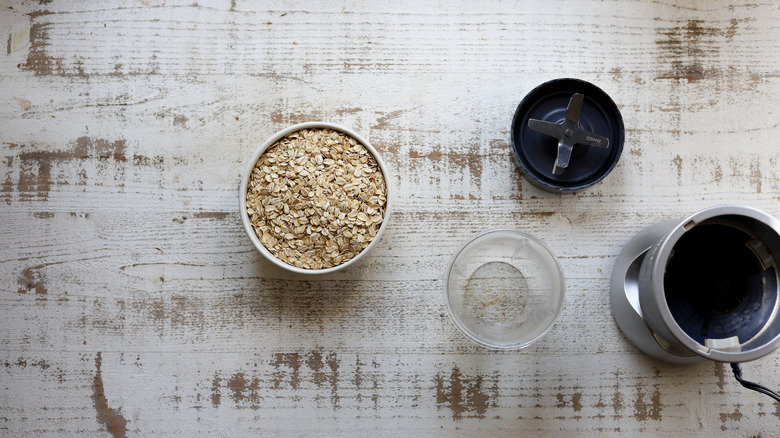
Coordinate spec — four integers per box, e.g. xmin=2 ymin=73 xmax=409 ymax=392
xmin=239 ymin=121 xmax=391 ymax=274
xmin=443 ymin=228 xmax=566 ymax=349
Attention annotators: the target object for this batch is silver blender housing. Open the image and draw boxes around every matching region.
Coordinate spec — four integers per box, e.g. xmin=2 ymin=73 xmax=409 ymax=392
xmin=610 ymin=205 xmax=780 ymax=364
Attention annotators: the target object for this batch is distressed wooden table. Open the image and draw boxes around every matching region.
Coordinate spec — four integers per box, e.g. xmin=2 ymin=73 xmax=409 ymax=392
xmin=2 ymin=1 xmax=780 ymax=436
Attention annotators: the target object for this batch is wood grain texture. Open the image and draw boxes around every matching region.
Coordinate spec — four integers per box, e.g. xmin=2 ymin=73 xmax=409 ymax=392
xmin=2 ymin=0 xmax=780 ymax=436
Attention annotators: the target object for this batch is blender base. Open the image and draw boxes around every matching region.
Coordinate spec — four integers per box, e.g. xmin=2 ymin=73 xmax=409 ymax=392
xmin=609 ymin=221 xmax=704 ymax=365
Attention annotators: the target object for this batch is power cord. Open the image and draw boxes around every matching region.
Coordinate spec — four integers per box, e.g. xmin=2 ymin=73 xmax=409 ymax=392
xmin=730 ymin=363 xmax=780 ymax=403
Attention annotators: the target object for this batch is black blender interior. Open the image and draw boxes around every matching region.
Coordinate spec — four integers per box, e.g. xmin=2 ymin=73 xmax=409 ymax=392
xmin=664 ymin=223 xmax=777 ymax=346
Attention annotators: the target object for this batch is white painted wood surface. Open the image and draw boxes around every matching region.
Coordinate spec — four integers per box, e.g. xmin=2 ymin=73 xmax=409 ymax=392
xmin=2 ymin=0 xmax=780 ymax=436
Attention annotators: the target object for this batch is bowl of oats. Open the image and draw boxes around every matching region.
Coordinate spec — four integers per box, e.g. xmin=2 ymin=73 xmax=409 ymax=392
xmin=240 ymin=122 xmax=390 ymax=273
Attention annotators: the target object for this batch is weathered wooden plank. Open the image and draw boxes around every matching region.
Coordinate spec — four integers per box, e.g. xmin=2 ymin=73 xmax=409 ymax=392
xmin=2 ymin=0 xmax=780 ymax=436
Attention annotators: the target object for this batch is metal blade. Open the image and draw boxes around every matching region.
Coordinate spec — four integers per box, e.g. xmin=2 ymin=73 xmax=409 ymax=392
xmin=526 ymin=92 xmax=611 ymax=176
xmin=527 ymin=118 xmax=563 ymax=139
xmin=572 ymin=130 xmax=610 ymax=149
xmin=565 ymin=93 xmax=584 ymax=124
xmin=553 ymin=142 xmax=573 ymax=175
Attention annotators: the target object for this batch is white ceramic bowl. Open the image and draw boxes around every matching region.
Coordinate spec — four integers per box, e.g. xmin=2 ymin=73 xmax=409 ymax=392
xmin=240 ymin=122 xmax=391 ymax=274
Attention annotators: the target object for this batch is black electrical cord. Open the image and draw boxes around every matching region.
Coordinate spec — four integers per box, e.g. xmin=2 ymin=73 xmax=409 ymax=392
xmin=730 ymin=363 xmax=780 ymax=403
